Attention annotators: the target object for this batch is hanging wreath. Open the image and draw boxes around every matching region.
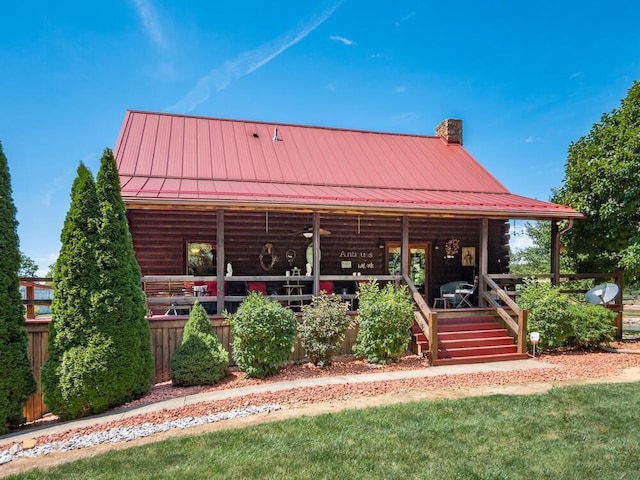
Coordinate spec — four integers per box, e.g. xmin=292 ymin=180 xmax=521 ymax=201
xmin=444 ymin=238 xmax=460 ymax=258
xmin=259 ymin=243 xmax=279 ymax=271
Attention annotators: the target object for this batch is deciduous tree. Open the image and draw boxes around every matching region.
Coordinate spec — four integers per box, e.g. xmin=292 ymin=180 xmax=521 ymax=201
xmin=553 ymin=81 xmax=640 ymax=285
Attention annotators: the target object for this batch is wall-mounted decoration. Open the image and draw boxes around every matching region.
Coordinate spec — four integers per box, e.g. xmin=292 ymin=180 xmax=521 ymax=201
xmin=444 ymin=238 xmax=460 ymax=259
xmin=461 ymin=247 xmax=476 ymax=266
xmin=285 ymin=249 xmax=296 ymax=267
xmin=186 ymin=241 xmax=215 ymax=275
xmin=259 ymin=243 xmax=279 ymax=271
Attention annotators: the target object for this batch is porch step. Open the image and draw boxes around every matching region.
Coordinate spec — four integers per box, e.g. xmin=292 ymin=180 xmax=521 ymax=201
xmin=432 ymin=352 xmax=529 ymax=366
xmin=439 ymin=336 xmax=515 ymax=350
xmin=411 ymin=312 xmax=527 ymax=366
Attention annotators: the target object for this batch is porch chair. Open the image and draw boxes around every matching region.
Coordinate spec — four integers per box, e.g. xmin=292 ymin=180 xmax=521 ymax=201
xmin=319 ymin=281 xmax=334 ymax=294
xmin=454 ymin=277 xmax=478 ymax=308
xmin=438 ymin=280 xmax=475 ymax=308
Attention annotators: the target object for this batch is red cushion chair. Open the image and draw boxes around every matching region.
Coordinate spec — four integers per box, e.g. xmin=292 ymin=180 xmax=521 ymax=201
xmin=319 ymin=281 xmax=334 ymax=294
xmin=205 ymin=281 xmax=227 ymax=296
xmin=247 ymin=281 xmax=268 ymax=295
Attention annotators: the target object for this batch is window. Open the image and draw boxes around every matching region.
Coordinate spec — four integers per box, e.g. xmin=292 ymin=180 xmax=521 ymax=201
xmin=186 ymin=241 xmax=216 ymax=275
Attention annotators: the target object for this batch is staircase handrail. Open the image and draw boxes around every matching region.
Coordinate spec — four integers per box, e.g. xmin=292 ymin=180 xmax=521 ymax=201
xmin=402 ymin=275 xmax=438 ymax=362
xmin=482 ymin=274 xmax=528 ymax=354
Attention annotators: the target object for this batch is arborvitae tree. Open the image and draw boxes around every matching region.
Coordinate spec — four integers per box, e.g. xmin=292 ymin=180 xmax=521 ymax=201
xmin=94 ymin=148 xmax=153 ymax=403
xmin=171 ymin=301 xmax=229 ymax=386
xmin=41 ymin=163 xmax=106 ymax=419
xmin=0 ymin=140 xmax=36 ymax=433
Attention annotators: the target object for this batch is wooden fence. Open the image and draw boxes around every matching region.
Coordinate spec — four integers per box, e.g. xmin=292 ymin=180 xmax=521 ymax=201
xmin=23 ymin=315 xmax=358 ymax=423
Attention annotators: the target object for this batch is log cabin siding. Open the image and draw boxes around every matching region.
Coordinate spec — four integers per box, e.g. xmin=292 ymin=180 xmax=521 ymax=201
xmin=127 ymin=208 xmax=509 ymax=302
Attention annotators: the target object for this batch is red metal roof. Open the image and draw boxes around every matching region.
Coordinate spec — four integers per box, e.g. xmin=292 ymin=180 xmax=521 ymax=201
xmin=114 ymin=110 xmax=581 ymax=219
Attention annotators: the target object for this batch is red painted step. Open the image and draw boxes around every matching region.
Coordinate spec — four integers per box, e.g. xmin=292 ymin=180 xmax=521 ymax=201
xmin=438 ymin=328 xmax=509 ymax=341
xmin=438 ymin=343 xmax=519 ymax=358
xmin=439 ymin=336 xmax=515 ymax=350
xmin=411 ymin=312 xmax=528 ymax=365
xmin=432 ymin=352 xmax=529 ymax=366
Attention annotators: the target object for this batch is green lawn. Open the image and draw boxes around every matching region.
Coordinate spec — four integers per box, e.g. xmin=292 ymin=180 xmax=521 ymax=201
xmin=9 ymin=382 xmax=640 ymax=479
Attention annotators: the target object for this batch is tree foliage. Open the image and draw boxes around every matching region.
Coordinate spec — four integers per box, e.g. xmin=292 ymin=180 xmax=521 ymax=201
xmin=42 ymin=150 xmax=153 ymax=420
xmin=42 ymin=162 xmax=103 ymax=418
xmin=93 ymin=148 xmax=153 ymax=404
xmin=553 ymin=81 xmax=640 ymax=285
xmin=0 ymin=140 xmax=36 ymax=433
xmin=18 ymin=252 xmax=38 ymax=277
xmin=510 ymin=221 xmax=574 ymax=275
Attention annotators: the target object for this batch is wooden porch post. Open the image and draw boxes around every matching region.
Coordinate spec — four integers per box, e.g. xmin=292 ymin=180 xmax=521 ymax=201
xmin=478 ymin=218 xmax=488 ymax=306
xmin=550 ymin=219 xmax=560 ymax=286
xmin=401 ymin=216 xmax=409 ymax=278
xmin=216 ymin=209 xmax=225 ymax=314
xmin=312 ymin=212 xmax=320 ymax=295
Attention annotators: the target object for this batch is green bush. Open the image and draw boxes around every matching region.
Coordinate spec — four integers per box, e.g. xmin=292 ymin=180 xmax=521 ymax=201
xmin=519 ymin=280 xmax=617 ymax=351
xmin=353 ymin=280 xmax=414 ymax=364
xmin=567 ymin=303 xmax=616 ymax=349
xmin=299 ymin=292 xmax=352 ymax=367
xmin=171 ymin=301 xmax=229 ymax=386
xmin=518 ymin=280 xmax=572 ymax=350
xmin=227 ymin=292 xmax=297 ymax=378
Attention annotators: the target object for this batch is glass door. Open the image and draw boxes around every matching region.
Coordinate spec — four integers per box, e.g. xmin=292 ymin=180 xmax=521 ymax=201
xmin=386 ymin=243 xmax=430 ymax=295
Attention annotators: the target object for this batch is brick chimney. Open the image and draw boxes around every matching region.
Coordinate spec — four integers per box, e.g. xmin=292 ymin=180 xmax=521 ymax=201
xmin=435 ymin=118 xmax=463 ymax=145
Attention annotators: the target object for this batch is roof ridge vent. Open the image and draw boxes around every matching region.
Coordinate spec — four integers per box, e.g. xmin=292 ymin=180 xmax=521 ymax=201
xmin=272 ymin=127 xmax=282 ymax=141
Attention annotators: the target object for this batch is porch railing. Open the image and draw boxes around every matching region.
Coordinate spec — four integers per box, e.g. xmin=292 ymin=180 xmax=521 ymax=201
xmin=482 ymin=274 xmax=528 ymax=353
xmin=403 ymin=274 xmax=438 ymax=362
xmin=484 ymin=272 xmax=624 ymax=339
xmin=141 ymin=274 xmax=401 ymax=316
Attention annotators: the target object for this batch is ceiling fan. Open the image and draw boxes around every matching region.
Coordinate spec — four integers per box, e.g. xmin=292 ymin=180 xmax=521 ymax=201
xmin=291 ymin=225 xmax=332 ymax=238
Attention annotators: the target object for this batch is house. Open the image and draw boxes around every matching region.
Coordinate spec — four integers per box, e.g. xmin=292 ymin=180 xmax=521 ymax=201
xmin=115 ymin=108 xmax=579 ymax=300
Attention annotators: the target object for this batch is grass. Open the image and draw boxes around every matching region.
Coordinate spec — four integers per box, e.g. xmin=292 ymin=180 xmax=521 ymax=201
xmin=9 ymin=382 xmax=640 ymax=479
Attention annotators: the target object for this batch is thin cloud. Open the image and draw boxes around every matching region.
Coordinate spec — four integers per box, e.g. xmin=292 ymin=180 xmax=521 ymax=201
xmin=132 ymin=0 xmax=164 ymax=47
xmin=394 ymin=85 xmax=407 ymax=93
xmin=392 ymin=112 xmax=417 ymax=122
xmin=395 ymin=11 xmax=416 ymax=27
xmin=525 ymin=135 xmax=534 ymax=143
xmin=170 ymin=0 xmax=344 ymax=113
xmin=330 ymin=35 xmax=354 ymax=46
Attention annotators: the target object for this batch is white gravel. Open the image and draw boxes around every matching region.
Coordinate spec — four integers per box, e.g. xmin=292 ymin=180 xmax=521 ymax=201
xmin=0 ymin=405 xmax=281 ymax=466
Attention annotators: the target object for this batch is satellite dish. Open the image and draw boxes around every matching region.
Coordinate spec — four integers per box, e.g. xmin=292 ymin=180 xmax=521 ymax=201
xmin=585 ymin=283 xmax=619 ymax=305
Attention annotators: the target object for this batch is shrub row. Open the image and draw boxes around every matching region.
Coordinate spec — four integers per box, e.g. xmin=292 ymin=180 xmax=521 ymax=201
xmin=172 ymin=280 xmax=415 ymax=384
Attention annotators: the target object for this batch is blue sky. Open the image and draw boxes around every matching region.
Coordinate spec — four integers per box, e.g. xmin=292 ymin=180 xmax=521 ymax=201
xmin=1 ymin=0 xmax=639 ymax=274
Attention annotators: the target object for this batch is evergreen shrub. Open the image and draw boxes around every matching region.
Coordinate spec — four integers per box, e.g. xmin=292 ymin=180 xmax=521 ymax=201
xmin=0 ymin=141 xmax=36 ymax=433
xmin=299 ymin=292 xmax=352 ymax=366
xmin=227 ymin=292 xmax=296 ymax=378
xmin=171 ymin=301 xmax=229 ymax=386
xmin=353 ymin=280 xmax=414 ymax=364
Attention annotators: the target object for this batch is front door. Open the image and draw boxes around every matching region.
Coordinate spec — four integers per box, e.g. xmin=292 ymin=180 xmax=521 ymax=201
xmin=386 ymin=243 xmax=431 ymax=300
